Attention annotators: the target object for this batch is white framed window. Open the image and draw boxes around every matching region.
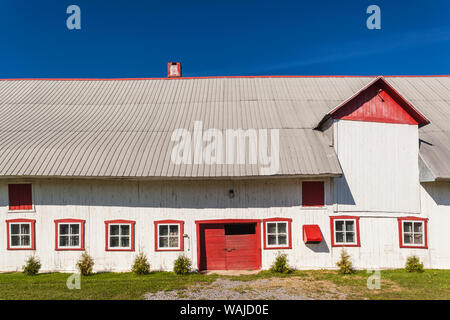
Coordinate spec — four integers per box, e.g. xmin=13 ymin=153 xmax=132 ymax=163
xmin=59 ymin=223 xmax=80 ymax=248
xmin=158 ymin=224 xmax=180 ymax=249
xmin=9 ymin=222 xmax=32 ymax=249
xmin=334 ymin=219 xmax=356 ymax=245
xmin=104 ymin=220 xmax=135 ymax=251
xmin=55 ymin=219 xmax=85 ymax=250
xmin=263 ymin=218 xmax=292 ymax=249
xmin=402 ymin=220 xmax=424 ymax=247
xmin=109 ymin=224 xmax=131 ymax=249
xmin=330 ymin=216 xmax=360 ymax=247
xmin=154 ymin=220 xmax=184 ymax=251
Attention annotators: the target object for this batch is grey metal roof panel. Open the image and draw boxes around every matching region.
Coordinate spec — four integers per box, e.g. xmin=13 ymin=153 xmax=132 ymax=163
xmin=1 ymin=76 xmax=449 ymax=179
xmin=0 ymin=77 xmax=353 ymax=178
xmin=384 ymin=76 xmax=450 ymax=180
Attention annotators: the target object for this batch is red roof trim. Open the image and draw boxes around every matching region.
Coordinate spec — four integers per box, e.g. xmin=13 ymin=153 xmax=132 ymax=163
xmin=0 ymin=75 xmax=377 ymax=81
xmin=0 ymin=75 xmax=449 ymax=81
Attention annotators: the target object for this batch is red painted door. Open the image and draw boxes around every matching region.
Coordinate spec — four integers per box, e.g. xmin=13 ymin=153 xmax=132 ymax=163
xmin=225 ymin=224 xmax=259 ymax=270
xmin=199 ymin=223 xmax=260 ymax=270
xmin=200 ymin=224 xmax=226 ymax=270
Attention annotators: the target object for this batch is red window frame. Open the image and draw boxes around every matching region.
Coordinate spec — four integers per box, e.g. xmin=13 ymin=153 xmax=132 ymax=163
xmin=6 ymin=219 xmax=36 ymax=250
xmin=302 ymin=181 xmax=325 ymax=207
xmin=397 ymin=217 xmax=428 ymax=249
xmin=154 ymin=220 xmax=184 ymax=252
xmin=330 ymin=216 xmax=361 ymax=247
xmin=104 ymin=220 xmax=135 ymax=252
xmin=8 ymin=183 xmax=33 ymax=211
xmin=262 ymin=217 xmax=292 ymax=250
xmin=54 ymin=219 xmax=85 ymax=251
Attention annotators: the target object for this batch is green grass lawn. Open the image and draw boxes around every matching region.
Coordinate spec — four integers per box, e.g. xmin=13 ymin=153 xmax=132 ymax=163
xmin=0 ymin=269 xmax=449 ymax=300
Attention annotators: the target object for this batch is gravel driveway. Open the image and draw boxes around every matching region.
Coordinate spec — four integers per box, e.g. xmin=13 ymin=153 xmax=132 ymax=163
xmin=145 ymin=277 xmax=348 ymax=300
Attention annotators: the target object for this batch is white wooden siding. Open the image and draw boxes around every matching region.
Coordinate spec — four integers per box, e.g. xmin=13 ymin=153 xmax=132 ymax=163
xmin=420 ymin=182 xmax=450 ymax=268
xmin=0 ymin=177 xmax=445 ymax=272
xmin=333 ymin=120 xmax=421 ymax=213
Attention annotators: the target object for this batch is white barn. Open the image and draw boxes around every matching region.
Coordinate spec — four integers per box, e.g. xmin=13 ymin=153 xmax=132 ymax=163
xmin=1 ymin=74 xmax=450 ymax=272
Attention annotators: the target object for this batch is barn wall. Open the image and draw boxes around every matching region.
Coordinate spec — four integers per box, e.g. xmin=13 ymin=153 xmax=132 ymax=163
xmin=420 ymin=182 xmax=450 ymax=268
xmin=0 ymin=177 xmax=443 ymax=272
xmin=333 ymin=120 xmax=420 ymax=213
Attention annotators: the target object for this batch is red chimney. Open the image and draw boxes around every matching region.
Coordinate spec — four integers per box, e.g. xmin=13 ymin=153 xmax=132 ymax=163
xmin=168 ymin=62 xmax=181 ymax=78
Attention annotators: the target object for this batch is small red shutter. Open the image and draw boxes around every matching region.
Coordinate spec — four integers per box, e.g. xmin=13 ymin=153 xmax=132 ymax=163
xmin=302 ymin=181 xmax=324 ymax=207
xmin=8 ymin=184 xmax=32 ymax=211
xmin=303 ymin=225 xmax=323 ymax=243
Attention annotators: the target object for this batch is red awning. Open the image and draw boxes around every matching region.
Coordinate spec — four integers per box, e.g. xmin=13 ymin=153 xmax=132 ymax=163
xmin=303 ymin=225 xmax=322 ymax=243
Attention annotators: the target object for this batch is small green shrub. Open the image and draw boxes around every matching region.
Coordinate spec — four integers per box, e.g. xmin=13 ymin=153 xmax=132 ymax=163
xmin=22 ymin=256 xmax=41 ymax=275
xmin=132 ymin=252 xmax=151 ymax=275
xmin=173 ymin=255 xmax=192 ymax=275
xmin=270 ymin=252 xmax=292 ymax=274
xmin=405 ymin=255 xmax=424 ymax=273
xmin=337 ymin=249 xmax=354 ymax=275
xmin=77 ymin=252 xmax=95 ymax=276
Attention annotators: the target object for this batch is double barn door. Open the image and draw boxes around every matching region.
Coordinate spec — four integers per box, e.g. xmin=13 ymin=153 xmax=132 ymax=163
xmin=199 ymin=223 xmax=260 ymax=270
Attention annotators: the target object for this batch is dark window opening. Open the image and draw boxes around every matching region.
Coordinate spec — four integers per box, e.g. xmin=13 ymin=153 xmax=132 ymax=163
xmin=225 ymin=223 xmax=255 ymax=235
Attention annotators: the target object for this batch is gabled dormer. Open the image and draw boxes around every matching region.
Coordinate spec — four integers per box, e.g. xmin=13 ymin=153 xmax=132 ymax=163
xmin=316 ymin=76 xmax=429 ymax=214
xmin=316 ymin=76 xmax=429 ymax=130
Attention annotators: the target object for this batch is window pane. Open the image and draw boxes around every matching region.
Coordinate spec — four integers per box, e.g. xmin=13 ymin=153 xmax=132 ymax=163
xmin=169 ymin=225 xmax=179 ymax=236
xmin=21 ymin=224 xmax=30 ymax=234
xmin=110 ymin=225 xmax=119 ymax=235
xmin=169 ymin=236 xmax=179 ymax=248
xmin=60 ymin=224 xmax=69 ymax=235
xmin=414 ymin=222 xmax=423 ymax=233
xmin=346 ymin=232 xmax=355 ymax=243
xmin=414 ymin=234 xmax=423 ymax=245
xmin=404 ymin=222 xmax=413 ymax=233
xmin=277 ymin=223 xmax=287 ymax=234
xmin=11 ymin=224 xmax=20 ymax=235
xmin=335 ymin=221 xmax=344 ymax=231
xmin=404 ymin=234 xmax=413 ymax=244
xmin=159 ymin=236 xmax=168 ymax=248
xmin=278 ymin=235 xmax=287 ymax=245
xmin=20 ymin=224 xmax=30 ymax=234
xmin=120 ymin=225 xmax=130 ymax=236
xmin=267 ymin=234 xmax=277 ymax=245
xmin=70 ymin=236 xmax=79 ymax=246
xmin=11 ymin=235 xmax=20 ymax=246
xmin=345 ymin=221 xmax=354 ymax=232
xmin=21 ymin=235 xmax=30 ymax=246
xmin=60 ymin=236 xmax=69 ymax=247
xmin=110 ymin=236 xmax=119 ymax=247
xmin=70 ymin=224 xmax=79 ymax=235
xmin=267 ymin=223 xmax=277 ymax=234
xmin=120 ymin=236 xmax=130 ymax=248
xmin=336 ymin=232 xmax=344 ymax=243
xmin=159 ymin=225 xmax=168 ymax=236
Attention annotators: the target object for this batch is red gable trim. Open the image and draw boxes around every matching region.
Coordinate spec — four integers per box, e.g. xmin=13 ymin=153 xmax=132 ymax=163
xmin=316 ymin=76 xmax=430 ymax=129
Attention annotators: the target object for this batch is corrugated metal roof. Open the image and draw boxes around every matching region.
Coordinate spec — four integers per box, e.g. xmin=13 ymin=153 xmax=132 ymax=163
xmin=0 ymin=76 xmax=449 ymax=179
xmin=385 ymin=77 xmax=450 ymax=180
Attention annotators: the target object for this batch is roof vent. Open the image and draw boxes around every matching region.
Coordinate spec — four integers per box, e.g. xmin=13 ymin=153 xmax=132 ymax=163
xmin=168 ymin=62 xmax=181 ymax=78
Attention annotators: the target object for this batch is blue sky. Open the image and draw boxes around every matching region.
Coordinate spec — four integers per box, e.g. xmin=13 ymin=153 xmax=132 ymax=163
xmin=0 ymin=0 xmax=449 ymax=78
